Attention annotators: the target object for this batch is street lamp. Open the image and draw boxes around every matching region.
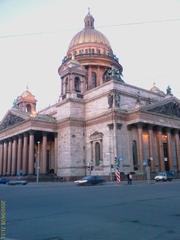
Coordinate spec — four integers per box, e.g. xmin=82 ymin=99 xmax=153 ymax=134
xmin=36 ymin=141 xmax=40 ymax=184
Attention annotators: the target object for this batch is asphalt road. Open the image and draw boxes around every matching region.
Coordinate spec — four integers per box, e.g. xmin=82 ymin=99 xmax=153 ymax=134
xmin=1 ymin=180 xmax=180 ymax=240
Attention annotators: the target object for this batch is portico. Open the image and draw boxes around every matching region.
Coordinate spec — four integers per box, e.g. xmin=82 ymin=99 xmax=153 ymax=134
xmin=0 ymin=129 xmax=57 ymax=176
xmin=128 ymin=122 xmax=180 ymax=174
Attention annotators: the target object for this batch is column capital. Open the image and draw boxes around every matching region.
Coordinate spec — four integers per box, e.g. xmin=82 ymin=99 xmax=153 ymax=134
xmin=174 ymin=129 xmax=180 ymax=135
xmin=116 ymin=123 xmax=122 ymax=130
xmin=137 ymin=123 xmax=143 ymax=129
xmin=8 ymin=137 xmax=13 ymax=142
xmin=23 ymin=132 xmax=28 ymax=137
xmin=12 ymin=136 xmax=17 ymax=141
xmin=107 ymin=123 xmax=114 ymax=130
xmin=8 ymin=140 xmax=12 ymax=145
xmin=42 ymin=132 xmax=47 ymax=137
xmin=54 ymin=132 xmax=58 ymax=138
xmin=156 ymin=126 xmax=162 ymax=132
xmin=148 ymin=125 xmax=153 ymax=130
xmin=29 ymin=130 xmax=35 ymax=135
xmin=17 ymin=134 xmax=23 ymax=139
xmin=164 ymin=127 xmax=171 ymax=133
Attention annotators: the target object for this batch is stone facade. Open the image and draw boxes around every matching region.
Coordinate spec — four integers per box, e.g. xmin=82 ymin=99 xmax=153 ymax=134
xmin=0 ymin=12 xmax=180 ymax=180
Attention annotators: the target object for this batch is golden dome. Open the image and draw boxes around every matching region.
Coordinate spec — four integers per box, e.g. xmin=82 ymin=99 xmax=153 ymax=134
xmin=68 ymin=29 xmax=111 ymax=49
xmin=67 ymin=12 xmax=112 ymax=54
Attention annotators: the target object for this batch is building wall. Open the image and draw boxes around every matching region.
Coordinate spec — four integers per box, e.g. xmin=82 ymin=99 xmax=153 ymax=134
xmin=85 ymin=121 xmax=111 ymax=176
xmin=57 ymin=124 xmax=85 ymax=178
xmin=56 ymin=100 xmax=84 ymax=120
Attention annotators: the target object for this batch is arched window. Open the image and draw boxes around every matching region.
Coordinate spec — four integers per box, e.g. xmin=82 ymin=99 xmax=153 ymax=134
xmin=90 ymin=132 xmax=103 ymax=168
xmin=26 ymin=104 xmax=31 ymax=113
xmin=132 ymin=140 xmax=138 ymax=170
xmin=95 ymin=142 xmax=101 ymax=166
xmin=74 ymin=77 xmax=81 ymax=92
xmin=92 ymin=72 xmax=97 ymax=88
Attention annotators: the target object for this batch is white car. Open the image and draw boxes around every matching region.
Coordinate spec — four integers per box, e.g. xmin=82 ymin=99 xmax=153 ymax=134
xmin=154 ymin=172 xmax=174 ymax=182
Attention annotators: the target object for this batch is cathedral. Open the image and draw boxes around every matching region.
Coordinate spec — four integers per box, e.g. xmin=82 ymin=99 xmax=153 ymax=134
xmin=0 ymin=12 xmax=180 ymax=180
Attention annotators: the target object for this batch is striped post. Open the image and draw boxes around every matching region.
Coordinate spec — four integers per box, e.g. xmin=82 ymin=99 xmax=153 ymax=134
xmin=115 ymin=169 xmax=121 ymax=183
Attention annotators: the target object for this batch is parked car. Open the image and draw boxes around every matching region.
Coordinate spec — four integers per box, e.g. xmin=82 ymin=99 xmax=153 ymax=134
xmin=7 ymin=179 xmax=28 ymax=185
xmin=74 ymin=175 xmax=105 ymax=186
xmin=154 ymin=171 xmax=174 ymax=182
xmin=0 ymin=178 xmax=9 ymax=184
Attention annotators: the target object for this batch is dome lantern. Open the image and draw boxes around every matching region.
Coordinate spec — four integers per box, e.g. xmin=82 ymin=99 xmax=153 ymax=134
xmin=15 ymin=87 xmax=37 ymax=114
xmin=84 ymin=9 xmax=94 ymax=29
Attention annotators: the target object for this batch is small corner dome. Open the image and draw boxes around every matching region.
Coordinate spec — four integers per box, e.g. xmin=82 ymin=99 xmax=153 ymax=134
xmin=20 ymin=89 xmax=36 ymax=102
xmin=15 ymin=88 xmax=37 ymax=108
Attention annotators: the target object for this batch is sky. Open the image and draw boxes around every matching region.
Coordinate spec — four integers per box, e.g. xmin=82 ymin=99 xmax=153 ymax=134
xmin=0 ymin=0 xmax=180 ymax=120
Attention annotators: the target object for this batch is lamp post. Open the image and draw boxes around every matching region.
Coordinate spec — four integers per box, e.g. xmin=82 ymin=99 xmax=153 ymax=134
xmin=36 ymin=141 xmax=40 ymax=184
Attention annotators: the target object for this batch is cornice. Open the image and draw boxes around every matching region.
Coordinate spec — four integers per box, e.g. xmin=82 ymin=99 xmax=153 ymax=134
xmin=0 ymin=118 xmax=57 ymax=140
xmin=56 ymin=97 xmax=84 ymax=107
xmin=126 ymin=111 xmax=180 ymax=130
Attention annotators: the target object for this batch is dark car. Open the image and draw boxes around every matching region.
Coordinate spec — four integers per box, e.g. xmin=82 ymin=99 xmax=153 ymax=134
xmin=74 ymin=175 xmax=105 ymax=186
xmin=154 ymin=171 xmax=174 ymax=182
xmin=0 ymin=178 xmax=9 ymax=184
xmin=7 ymin=179 xmax=28 ymax=185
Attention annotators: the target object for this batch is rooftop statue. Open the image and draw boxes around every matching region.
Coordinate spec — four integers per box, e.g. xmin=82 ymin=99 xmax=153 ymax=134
xmin=104 ymin=67 xmax=123 ymax=82
xmin=166 ymin=85 xmax=173 ymax=96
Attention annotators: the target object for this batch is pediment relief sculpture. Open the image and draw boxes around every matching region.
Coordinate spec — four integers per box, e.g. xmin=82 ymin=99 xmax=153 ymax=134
xmin=147 ymin=101 xmax=180 ymax=118
xmin=0 ymin=113 xmax=25 ymax=131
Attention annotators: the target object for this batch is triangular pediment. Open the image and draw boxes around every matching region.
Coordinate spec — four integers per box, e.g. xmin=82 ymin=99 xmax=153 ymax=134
xmin=142 ymin=97 xmax=180 ymax=118
xmin=0 ymin=109 xmax=28 ymax=131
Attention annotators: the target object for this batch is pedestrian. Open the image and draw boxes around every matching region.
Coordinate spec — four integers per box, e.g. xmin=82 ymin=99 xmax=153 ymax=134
xmin=127 ymin=172 xmax=132 ymax=185
xmin=127 ymin=173 xmax=130 ymax=184
xmin=129 ymin=173 xmax=132 ymax=184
